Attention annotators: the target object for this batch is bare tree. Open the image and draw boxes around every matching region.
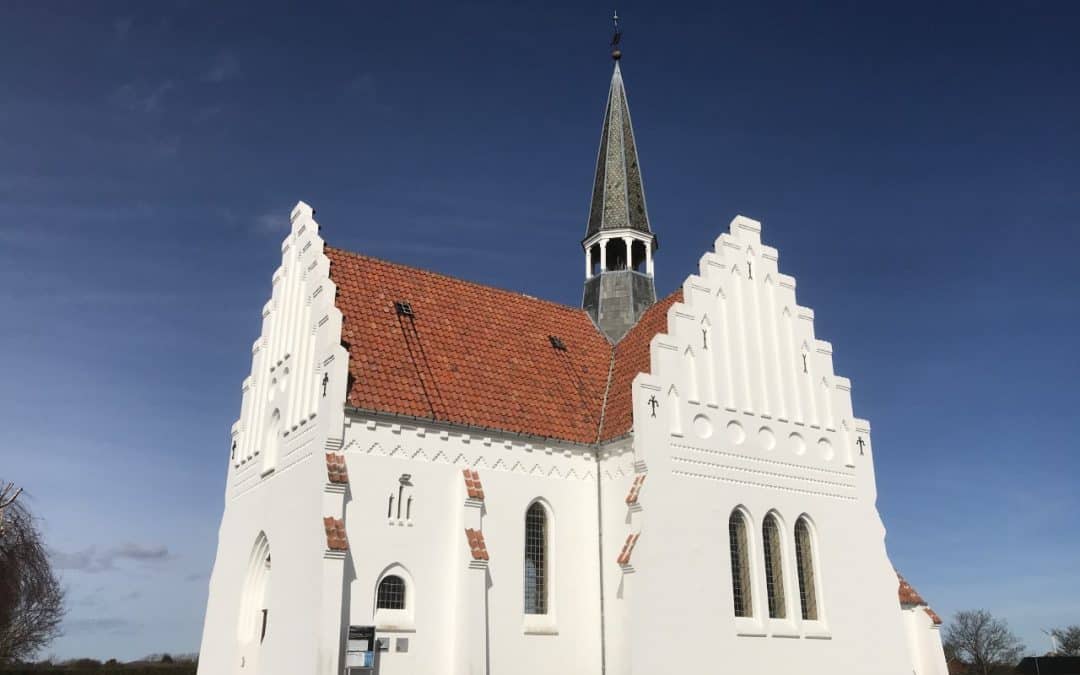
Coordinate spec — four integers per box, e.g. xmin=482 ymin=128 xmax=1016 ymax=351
xmin=0 ymin=482 xmax=23 ymax=538
xmin=0 ymin=489 xmax=65 ymax=663
xmin=943 ymin=610 xmax=1025 ymax=675
xmin=1051 ymin=625 xmax=1080 ymax=656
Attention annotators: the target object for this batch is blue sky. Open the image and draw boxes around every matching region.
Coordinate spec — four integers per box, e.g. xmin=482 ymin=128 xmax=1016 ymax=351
xmin=1 ymin=0 xmax=1077 ymax=661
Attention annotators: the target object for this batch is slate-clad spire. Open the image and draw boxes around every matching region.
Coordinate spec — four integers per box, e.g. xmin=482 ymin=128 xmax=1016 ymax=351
xmin=581 ymin=39 xmax=658 ymax=343
xmin=585 ymin=60 xmax=652 ymax=240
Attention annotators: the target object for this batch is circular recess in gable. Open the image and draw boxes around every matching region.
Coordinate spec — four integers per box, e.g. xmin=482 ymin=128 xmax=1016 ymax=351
xmin=726 ymin=420 xmax=746 ymax=445
xmin=789 ymin=432 xmax=806 ymax=455
xmin=693 ymin=414 xmax=714 ymax=439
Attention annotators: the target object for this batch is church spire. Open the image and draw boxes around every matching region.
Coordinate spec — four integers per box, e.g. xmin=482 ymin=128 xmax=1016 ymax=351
xmin=582 ymin=16 xmax=658 ymax=343
xmin=584 ymin=17 xmax=652 ymax=242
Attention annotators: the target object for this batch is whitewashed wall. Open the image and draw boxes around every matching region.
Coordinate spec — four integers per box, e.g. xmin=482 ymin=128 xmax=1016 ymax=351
xmin=337 ymin=414 xmax=603 ymax=675
xmin=618 ymin=215 xmax=921 ymax=674
xmin=903 ymin=607 xmax=949 ymax=675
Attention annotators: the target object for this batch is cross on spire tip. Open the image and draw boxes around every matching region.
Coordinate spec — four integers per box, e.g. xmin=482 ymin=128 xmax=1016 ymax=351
xmin=610 ymin=9 xmax=622 ymax=60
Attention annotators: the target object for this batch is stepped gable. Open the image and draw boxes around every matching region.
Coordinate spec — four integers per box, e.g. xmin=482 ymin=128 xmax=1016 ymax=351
xmin=326 ymin=247 xmax=677 ymax=444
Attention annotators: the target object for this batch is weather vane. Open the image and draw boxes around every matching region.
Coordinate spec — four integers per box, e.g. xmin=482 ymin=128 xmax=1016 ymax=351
xmin=610 ymin=9 xmax=623 ymax=60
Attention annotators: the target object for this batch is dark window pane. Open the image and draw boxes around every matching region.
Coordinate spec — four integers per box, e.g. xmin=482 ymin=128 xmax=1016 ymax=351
xmin=795 ymin=519 xmax=818 ymax=620
xmin=524 ymin=503 xmax=547 ymax=614
xmin=377 ymin=575 xmax=406 ymax=610
xmin=763 ymin=515 xmax=786 ymax=619
xmin=729 ymin=511 xmax=752 ymax=617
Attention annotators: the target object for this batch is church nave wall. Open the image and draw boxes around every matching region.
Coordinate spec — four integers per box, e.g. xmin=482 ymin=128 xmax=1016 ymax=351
xmin=337 ymin=413 xmax=604 ymax=675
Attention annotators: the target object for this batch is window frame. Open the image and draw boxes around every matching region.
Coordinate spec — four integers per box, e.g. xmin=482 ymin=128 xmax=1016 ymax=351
xmin=762 ymin=513 xmax=787 ymax=620
xmin=728 ymin=509 xmax=753 ymax=618
xmin=237 ymin=532 xmax=272 ymax=643
xmin=522 ymin=499 xmax=557 ymax=634
xmin=794 ymin=517 xmax=816 ymax=620
xmin=760 ymin=511 xmax=798 ymax=637
xmin=793 ymin=515 xmax=830 ymax=637
xmin=376 ymin=574 xmax=407 ymax=610
xmin=372 ymin=565 xmax=415 ymax=632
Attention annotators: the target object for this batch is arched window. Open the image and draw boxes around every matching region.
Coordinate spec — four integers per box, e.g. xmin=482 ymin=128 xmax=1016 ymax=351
xmin=376 ymin=575 xmax=406 ymax=610
xmin=237 ymin=532 xmax=271 ymax=643
xmin=728 ymin=510 xmax=752 ymax=617
xmin=524 ymin=502 xmax=548 ymax=615
xmin=794 ymin=517 xmax=818 ymax=620
xmin=762 ymin=514 xmax=786 ymax=619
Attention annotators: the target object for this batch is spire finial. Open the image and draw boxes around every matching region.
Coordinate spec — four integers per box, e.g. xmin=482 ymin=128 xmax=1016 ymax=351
xmin=610 ymin=9 xmax=622 ymax=61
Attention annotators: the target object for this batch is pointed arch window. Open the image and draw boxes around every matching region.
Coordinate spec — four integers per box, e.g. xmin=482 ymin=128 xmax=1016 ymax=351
xmin=376 ymin=575 xmax=406 ymax=610
xmin=524 ymin=502 xmax=548 ymax=615
xmin=728 ymin=510 xmax=752 ymax=617
xmin=794 ymin=517 xmax=818 ymax=620
xmin=762 ymin=514 xmax=786 ymax=619
xmin=238 ymin=533 xmax=271 ymax=644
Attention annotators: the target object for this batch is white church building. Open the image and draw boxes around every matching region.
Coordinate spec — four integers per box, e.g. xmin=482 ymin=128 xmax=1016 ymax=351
xmin=197 ymin=46 xmax=949 ymax=675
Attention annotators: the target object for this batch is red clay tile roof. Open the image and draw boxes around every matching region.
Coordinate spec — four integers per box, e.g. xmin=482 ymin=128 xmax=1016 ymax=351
xmin=326 ymin=246 xmax=680 ymax=444
xmin=925 ymin=607 xmax=943 ymax=625
xmin=599 ymin=290 xmax=683 ymax=442
xmin=326 ymin=453 xmax=349 ymax=485
xmin=464 ymin=528 xmax=489 ymax=561
xmin=617 ymin=532 xmax=641 ymax=565
xmin=462 ymin=469 xmax=485 ymax=501
xmin=897 ymin=573 xmax=928 ymax=606
xmin=324 ymin=517 xmax=348 ymax=551
xmin=898 ymin=572 xmax=943 ymax=625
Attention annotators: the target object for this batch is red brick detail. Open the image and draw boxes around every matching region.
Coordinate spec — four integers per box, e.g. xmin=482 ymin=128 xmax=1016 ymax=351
xmin=324 ymin=517 xmax=348 ymax=551
xmin=462 ymin=469 xmax=485 ymax=500
xmin=625 ymin=474 xmax=646 ymax=505
xmin=464 ymin=528 xmax=489 ymax=561
xmin=617 ymin=533 xmax=640 ymax=566
xmin=925 ymin=607 xmax=943 ymax=625
xmin=325 ymin=247 xmax=683 ymax=444
xmin=326 ymin=453 xmax=349 ymax=484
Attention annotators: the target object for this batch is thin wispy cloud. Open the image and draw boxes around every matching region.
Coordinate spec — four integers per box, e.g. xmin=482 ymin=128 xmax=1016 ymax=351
xmin=194 ymin=105 xmax=223 ymax=123
xmin=202 ymin=52 xmax=240 ymax=83
xmin=344 ymin=73 xmax=391 ymax=113
xmin=252 ymin=210 xmax=286 ymax=235
xmin=64 ymin=617 xmax=139 ymax=636
xmin=52 ymin=543 xmax=173 ymax=573
xmin=111 ymin=80 xmax=175 ymax=114
xmin=113 ymin=16 xmax=133 ymax=40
